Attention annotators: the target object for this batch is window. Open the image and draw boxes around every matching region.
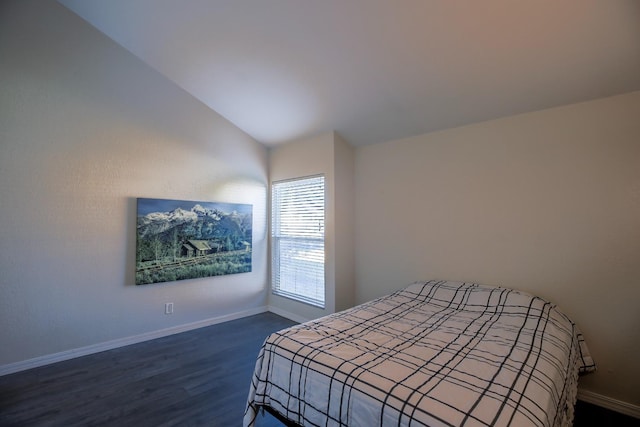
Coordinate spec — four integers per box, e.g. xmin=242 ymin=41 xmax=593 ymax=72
xmin=271 ymin=175 xmax=325 ymax=308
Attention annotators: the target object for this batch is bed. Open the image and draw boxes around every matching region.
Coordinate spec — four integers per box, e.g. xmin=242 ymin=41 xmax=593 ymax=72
xmin=244 ymin=280 xmax=595 ymax=427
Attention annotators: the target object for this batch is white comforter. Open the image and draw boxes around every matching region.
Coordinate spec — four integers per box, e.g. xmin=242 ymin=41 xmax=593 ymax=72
xmin=244 ymin=280 xmax=595 ymax=426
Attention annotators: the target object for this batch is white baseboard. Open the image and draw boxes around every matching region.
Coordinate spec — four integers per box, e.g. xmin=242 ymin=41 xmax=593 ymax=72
xmin=0 ymin=306 xmax=269 ymax=377
xmin=578 ymin=389 xmax=640 ymax=419
xmin=267 ymin=306 xmax=310 ymax=324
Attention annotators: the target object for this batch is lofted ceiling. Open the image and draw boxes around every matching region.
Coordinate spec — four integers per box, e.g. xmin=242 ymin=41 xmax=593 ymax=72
xmin=59 ymin=0 xmax=640 ymax=147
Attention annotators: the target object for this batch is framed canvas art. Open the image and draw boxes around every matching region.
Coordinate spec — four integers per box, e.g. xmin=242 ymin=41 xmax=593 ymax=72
xmin=135 ymin=198 xmax=252 ymax=285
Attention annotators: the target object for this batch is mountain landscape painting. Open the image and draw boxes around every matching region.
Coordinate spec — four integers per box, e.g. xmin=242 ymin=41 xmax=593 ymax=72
xmin=135 ymin=198 xmax=252 ymax=285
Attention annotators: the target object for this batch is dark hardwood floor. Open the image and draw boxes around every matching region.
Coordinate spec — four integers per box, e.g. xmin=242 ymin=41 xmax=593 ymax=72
xmin=574 ymin=400 xmax=638 ymax=427
xmin=0 ymin=312 xmax=295 ymax=427
xmin=1 ymin=312 xmax=637 ymax=426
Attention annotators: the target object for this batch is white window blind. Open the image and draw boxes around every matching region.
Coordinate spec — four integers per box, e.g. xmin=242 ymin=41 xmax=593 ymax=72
xmin=271 ymin=175 xmax=325 ymax=308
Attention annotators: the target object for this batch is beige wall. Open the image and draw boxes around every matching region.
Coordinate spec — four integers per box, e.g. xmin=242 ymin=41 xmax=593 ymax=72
xmin=355 ymin=91 xmax=640 ymax=405
xmin=333 ymin=133 xmax=356 ymax=312
xmin=0 ymin=0 xmax=268 ymax=368
xmin=268 ymin=132 xmax=355 ymax=321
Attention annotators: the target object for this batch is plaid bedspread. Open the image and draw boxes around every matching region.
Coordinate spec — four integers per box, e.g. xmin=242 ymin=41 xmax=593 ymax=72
xmin=244 ymin=280 xmax=595 ymax=426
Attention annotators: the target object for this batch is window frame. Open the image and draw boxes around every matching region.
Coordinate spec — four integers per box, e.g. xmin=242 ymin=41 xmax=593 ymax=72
xmin=270 ymin=174 xmax=326 ymax=308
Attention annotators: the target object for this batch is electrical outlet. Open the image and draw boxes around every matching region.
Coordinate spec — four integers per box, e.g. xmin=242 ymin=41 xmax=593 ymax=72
xmin=165 ymin=302 xmax=174 ymax=314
